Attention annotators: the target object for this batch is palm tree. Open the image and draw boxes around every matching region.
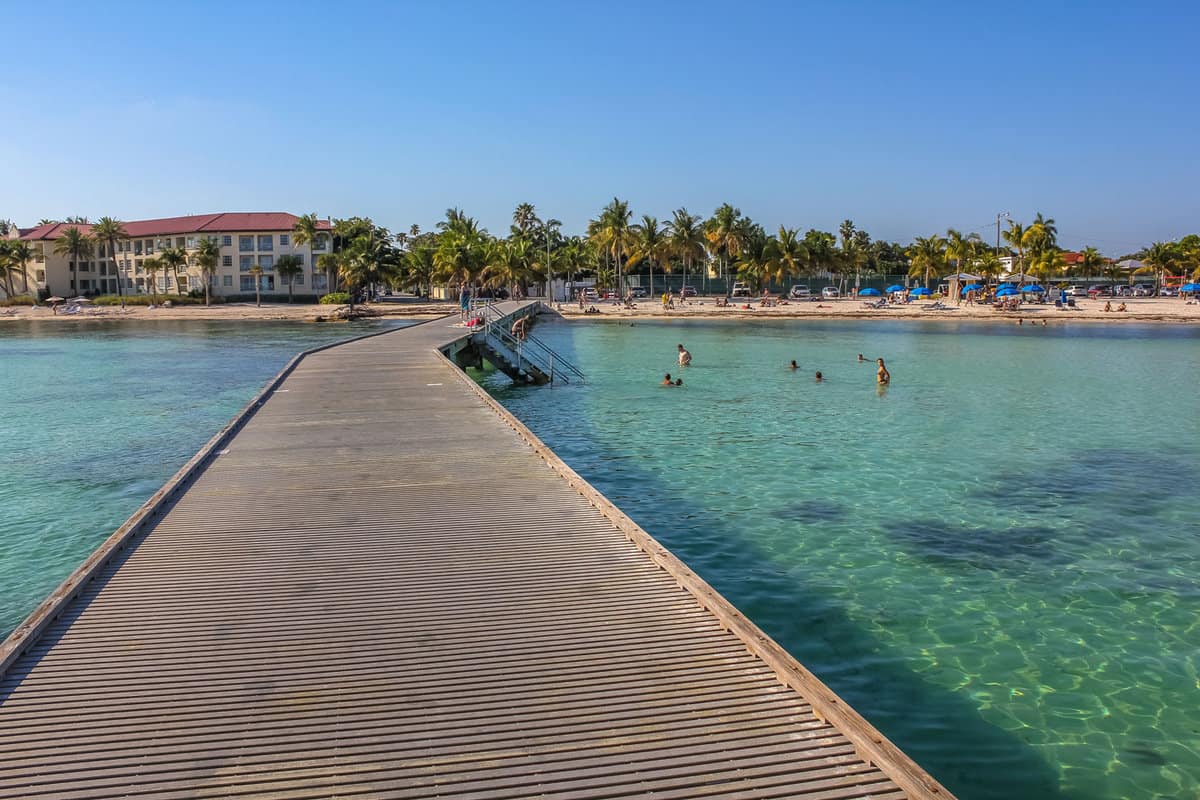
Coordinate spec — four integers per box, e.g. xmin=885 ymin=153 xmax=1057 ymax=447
xmin=592 ymin=198 xmax=634 ymax=294
xmin=339 ymin=227 xmax=401 ymax=313
xmin=142 ymin=257 xmax=162 ymax=299
xmin=53 ymin=226 xmax=94 ymax=295
xmin=767 ymin=227 xmax=808 ymax=286
xmin=158 ymin=246 xmax=187 ymax=295
xmin=907 ymin=235 xmax=948 ymax=288
xmin=194 ymin=237 xmax=220 ymax=305
xmin=403 ymin=245 xmax=436 ymax=298
xmin=511 ymin=203 xmax=541 ymax=238
xmin=0 ymin=240 xmax=34 ymax=297
xmin=666 ymin=208 xmax=705 ymax=295
xmin=630 ymin=215 xmax=670 ymax=296
xmin=249 ymin=264 xmax=263 ymax=307
xmin=1003 ymin=221 xmax=1028 ymax=277
xmin=705 ymin=204 xmax=745 ymax=292
xmin=1078 ymin=247 xmax=1105 ymax=281
xmin=1029 ymin=249 xmax=1068 ymax=286
xmin=293 ymin=213 xmax=331 ymax=290
xmin=946 ymin=229 xmax=982 ymax=273
xmin=275 ymin=254 xmax=304 ymax=302
xmin=1140 ymin=241 xmax=1179 ymax=292
xmin=91 ymin=217 xmax=129 ymax=305
xmin=482 ymin=238 xmax=533 ymax=296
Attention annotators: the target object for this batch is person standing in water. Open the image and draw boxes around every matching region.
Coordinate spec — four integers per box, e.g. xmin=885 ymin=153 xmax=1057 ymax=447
xmin=789 ymin=360 xmax=798 ymax=370
xmin=815 ymin=371 xmax=823 ymax=382
xmin=876 ymin=358 xmax=890 ymax=384
xmin=677 ymin=344 xmax=692 ymax=367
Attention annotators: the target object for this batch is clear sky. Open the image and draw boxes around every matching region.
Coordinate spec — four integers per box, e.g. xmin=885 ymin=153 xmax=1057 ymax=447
xmin=2 ymin=0 xmax=1197 ymax=254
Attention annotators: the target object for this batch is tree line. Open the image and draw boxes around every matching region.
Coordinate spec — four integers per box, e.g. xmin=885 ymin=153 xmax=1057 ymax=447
xmin=4 ymin=206 xmax=1198 ymax=303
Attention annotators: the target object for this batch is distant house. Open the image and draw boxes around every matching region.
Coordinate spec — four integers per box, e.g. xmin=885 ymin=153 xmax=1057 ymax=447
xmin=18 ymin=213 xmax=333 ymax=298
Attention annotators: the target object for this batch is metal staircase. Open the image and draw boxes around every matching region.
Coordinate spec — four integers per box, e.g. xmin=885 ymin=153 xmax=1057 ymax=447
xmin=469 ymin=300 xmax=585 ymax=385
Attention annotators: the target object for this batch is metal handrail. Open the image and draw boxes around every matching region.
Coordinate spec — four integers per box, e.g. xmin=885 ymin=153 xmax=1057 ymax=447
xmin=486 ymin=321 xmax=585 ymax=385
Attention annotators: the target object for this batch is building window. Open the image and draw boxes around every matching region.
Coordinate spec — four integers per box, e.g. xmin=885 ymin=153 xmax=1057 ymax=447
xmin=312 ymin=274 xmax=328 ymax=291
xmin=146 ymin=240 xmax=155 ymax=254
xmin=293 ymin=273 xmax=304 ymax=285
xmin=135 ymin=259 xmax=143 ymax=273
xmin=134 ymin=241 xmax=143 ymax=255
xmin=178 ymin=276 xmax=189 ymax=291
xmin=136 ymin=278 xmax=145 ymax=291
xmin=222 ymin=235 xmax=232 ymax=247
xmin=313 ymin=235 xmax=327 ymax=251
xmin=293 ymin=253 xmax=304 ymax=265
xmin=175 ymin=237 xmax=185 ymax=248
xmin=258 ymin=235 xmax=273 ymax=251
xmin=222 ymin=255 xmax=233 ymax=267
xmin=241 ymin=275 xmax=276 ymax=291
xmin=223 ymin=275 xmax=233 ymax=287
xmin=36 ymin=270 xmax=45 ymax=282
xmin=239 ymin=235 xmax=254 ymax=252
xmin=279 ymin=233 xmax=290 ymax=246
xmin=239 ymin=255 xmax=254 ymax=272
xmin=258 ymin=255 xmax=273 ymax=270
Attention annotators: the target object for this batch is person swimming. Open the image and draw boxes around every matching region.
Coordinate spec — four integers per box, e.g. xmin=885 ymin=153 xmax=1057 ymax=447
xmin=677 ymin=344 xmax=692 ymax=367
xmin=876 ymin=358 xmax=890 ymax=384
xmin=789 ymin=360 xmax=798 ymax=370
xmin=815 ymin=371 xmax=823 ymax=382
xmin=857 ymin=353 xmax=865 ymax=362
xmin=674 ymin=378 xmax=683 ymax=386
xmin=662 ymin=373 xmax=674 ymax=386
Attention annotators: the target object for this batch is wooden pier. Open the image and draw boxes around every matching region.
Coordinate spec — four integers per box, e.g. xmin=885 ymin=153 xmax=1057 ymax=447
xmin=0 ymin=301 xmax=953 ymax=799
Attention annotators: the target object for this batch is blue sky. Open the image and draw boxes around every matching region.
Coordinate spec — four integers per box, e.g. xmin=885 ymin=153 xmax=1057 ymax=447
xmin=2 ymin=0 xmax=1197 ymax=254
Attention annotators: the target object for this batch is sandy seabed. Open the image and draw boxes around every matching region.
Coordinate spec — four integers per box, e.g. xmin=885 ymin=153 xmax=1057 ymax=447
xmin=2 ymin=297 xmax=1199 ymax=325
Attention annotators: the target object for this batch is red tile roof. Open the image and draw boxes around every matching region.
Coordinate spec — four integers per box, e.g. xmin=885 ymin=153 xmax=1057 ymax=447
xmin=1061 ymin=251 xmax=1084 ymax=265
xmin=20 ymin=213 xmax=332 ymax=241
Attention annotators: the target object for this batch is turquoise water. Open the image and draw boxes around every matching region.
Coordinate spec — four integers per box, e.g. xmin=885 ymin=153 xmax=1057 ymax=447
xmin=483 ymin=318 xmax=1200 ymax=800
xmin=0 ymin=319 xmax=412 ymax=642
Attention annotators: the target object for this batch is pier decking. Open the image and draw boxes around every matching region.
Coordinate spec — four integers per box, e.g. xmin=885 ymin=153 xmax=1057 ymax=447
xmin=0 ymin=302 xmax=952 ymax=799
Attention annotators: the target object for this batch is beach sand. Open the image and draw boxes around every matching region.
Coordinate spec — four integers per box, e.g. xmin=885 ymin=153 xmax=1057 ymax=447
xmin=2 ymin=296 xmax=1198 ymax=324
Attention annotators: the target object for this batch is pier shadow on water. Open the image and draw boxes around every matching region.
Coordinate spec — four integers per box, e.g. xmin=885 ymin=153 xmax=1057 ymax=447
xmin=486 ymin=402 xmax=1073 ymax=799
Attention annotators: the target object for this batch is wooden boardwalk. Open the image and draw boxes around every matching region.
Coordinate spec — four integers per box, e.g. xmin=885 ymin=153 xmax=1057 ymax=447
xmin=0 ymin=302 xmax=952 ymax=799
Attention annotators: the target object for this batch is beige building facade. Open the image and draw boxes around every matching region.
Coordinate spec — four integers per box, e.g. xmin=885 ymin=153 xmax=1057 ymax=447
xmin=17 ymin=213 xmax=334 ymax=299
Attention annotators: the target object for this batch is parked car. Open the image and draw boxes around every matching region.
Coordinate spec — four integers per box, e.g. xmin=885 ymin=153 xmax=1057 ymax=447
xmin=630 ymin=287 xmax=647 ymax=298
xmin=680 ymin=286 xmax=697 ymax=298
xmin=1111 ymin=285 xmax=1132 ymax=297
xmin=603 ymin=291 xmax=619 ymax=300
xmin=1065 ymin=285 xmax=1088 ymax=297
xmin=1130 ymin=283 xmax=1154 ymax=297
xmin=789 ymin=284 xmax=811 ymax=299
xmin=1160 ymin=286 xmax=1179 ymax=296
xmin=582 ymin=288 xmax=599 ymax=302
xmin=821 ymin=286 xmax=841 ymax=299
xmin=1087 ymin=285 xmax=1112 ymax=298
xmin=731 ymin=282 xmax=752 ymax=297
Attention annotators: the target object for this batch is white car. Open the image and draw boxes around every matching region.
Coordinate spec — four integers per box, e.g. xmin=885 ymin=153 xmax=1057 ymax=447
xmin=731 ymin=282 xmax=751 ymax=297
xmin=1065 ymin=285 xmax=1087 ymax=297
xmin=789 ymin=284 xmax=811 ymax=299
xmin=582 ymin=288 xmax=599 ymax=302
xmin=821 ymin=286 xmax=840 ymax=299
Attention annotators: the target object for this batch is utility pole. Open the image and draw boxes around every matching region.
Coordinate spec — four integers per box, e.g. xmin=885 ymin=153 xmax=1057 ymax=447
xmin=995 ymin=211 xmax=1010 ymax=279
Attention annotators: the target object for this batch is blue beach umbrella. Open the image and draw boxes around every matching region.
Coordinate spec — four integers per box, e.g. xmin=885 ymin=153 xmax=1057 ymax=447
xmin=1021 ymin=285 xmax=1046 ymax=293
xmin=859 ymin=288 xmax=882 ymax=296
xmin=996 ymin=287 xmax=1019 ymax=297
xmin=960 ymin=283 xmax=984 ymax=294
xmin=1182 ymin=283 xmax=1200 ymax=292
xmin=998 ymin=282 xmax=1016 ymax=288
xmin=886 ymin=284 xmax=905 ymax=293
xmin=910 ymin=287 xmax=931 ymax=296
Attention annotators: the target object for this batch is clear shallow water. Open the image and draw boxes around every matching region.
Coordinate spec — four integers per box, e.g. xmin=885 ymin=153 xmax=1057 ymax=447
xmin=484 ymin=318 xmax=1200 ymax=800
xmin=0 ymin=319 xmax=412 ymax=642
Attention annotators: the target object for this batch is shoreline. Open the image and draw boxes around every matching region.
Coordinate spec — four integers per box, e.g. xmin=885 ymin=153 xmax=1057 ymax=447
xmin=1 ymin=297 xmax=1198 ymax=325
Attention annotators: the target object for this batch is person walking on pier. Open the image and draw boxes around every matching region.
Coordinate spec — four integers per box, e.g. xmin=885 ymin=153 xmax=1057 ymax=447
xmin=459 ymin=283 xmax=471 ymax=321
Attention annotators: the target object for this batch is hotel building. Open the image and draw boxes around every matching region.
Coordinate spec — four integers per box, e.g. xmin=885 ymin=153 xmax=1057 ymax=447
xmin=16 ymin=213 xmax=334 ymax=298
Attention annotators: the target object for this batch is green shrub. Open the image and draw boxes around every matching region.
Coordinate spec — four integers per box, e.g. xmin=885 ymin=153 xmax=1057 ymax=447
xmin=0 ymin=295 xmax=36 ymax=307
xmin=319 ymin=292 xmax=351 ymax=305
xmin=92 ymin=294 xmax=206 ymax=306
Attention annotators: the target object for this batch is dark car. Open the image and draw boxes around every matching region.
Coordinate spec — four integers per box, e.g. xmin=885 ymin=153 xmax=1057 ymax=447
xmin=630 ymin=287 xmax=648 ymax=298
xmin=1087 ymin=285 xmax=1112 ymax=298
xmin=680 ymin=286 xmax=697 ymax=297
